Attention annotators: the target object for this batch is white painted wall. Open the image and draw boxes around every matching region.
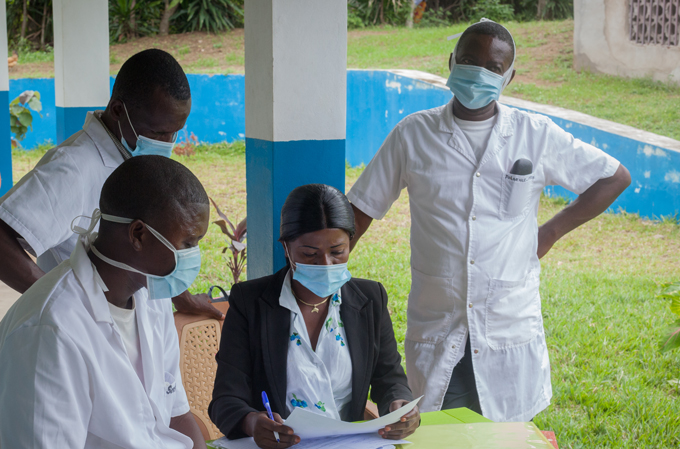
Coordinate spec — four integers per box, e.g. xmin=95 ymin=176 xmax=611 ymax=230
xmin=53 ymin=0 xmax=110 ymax=108
xmin=0 ymin=0 xmax=9 ymax=92
xmin=574 ymin=0 xmax=680 ymax=85
xmin=245 ymin=0 xmax=347 ymax=142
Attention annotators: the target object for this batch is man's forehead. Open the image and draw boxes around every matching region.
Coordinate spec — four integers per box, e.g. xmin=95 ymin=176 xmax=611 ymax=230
xmin=456 ymin=33 xmax=514 ymax=67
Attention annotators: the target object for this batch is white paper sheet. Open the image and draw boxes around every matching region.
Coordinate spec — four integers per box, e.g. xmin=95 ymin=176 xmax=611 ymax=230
xmin=210 ymin=433 xmax=410 ymax=449
xmin=283 ymin=396 xmax=422 ymax=439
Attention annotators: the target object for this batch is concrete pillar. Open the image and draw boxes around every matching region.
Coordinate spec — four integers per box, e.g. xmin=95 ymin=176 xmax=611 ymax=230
xmin=245 ymin=0 xmax=347 ymax=279
xmin=53 ymin=0 xmax=109 ymax=144
xmin=0 ymin=0 xmax=11 ymax=196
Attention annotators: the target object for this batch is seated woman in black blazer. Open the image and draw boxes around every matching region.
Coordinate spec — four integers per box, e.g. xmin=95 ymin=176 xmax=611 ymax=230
xmin=209 ymin=184 xmax=419 ymax=448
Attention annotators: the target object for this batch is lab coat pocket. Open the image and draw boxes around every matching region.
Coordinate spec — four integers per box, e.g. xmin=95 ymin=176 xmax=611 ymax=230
xmin=405 ymin=269 xmax=454 ymax=344
xmin=485 ymin=269 xmax=541 ymax=350
xmin=499 ymin=173 xmax=534 ymax=220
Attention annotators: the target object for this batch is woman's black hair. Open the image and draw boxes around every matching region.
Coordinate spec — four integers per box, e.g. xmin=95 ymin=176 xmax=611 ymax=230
xmin=279 ymin=184 xmax=355 ymax=243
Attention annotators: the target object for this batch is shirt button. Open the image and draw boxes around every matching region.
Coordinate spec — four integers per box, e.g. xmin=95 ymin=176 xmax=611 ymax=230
xmin=472 ymin=216 xmax=477 ymax=221
xmin=476 ymin=172 xmax=481 ymax=177
xmin=451 ymin=344 xmax=456 ymax=349
xmin=474 ymin=349 xmax=479 ymax=354
xmin=470 ymin=260 xmax=475 ymax=265
xmin=468 ymin=303 xmax=473 ymax=308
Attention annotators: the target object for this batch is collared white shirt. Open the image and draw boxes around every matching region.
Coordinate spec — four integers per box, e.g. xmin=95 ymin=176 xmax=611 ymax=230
xmin=0 ymin=238 xmax=192 ymax=448
xmin=347 ymin=98 xmax=619 ymax=422
xmin=0 ymin=112 xmax=128 ymax=272
xmin=280 ymin=270 xmax=353 ymax=421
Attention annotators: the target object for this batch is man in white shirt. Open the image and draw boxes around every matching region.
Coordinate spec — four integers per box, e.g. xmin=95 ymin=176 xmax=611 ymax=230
xmin=347 ymin=20 xmax=631 ymax=422
xmin=0 ymin=49 xmax=223 ymax=320
xmin=0 ymin=155 xmax=209 ymax=448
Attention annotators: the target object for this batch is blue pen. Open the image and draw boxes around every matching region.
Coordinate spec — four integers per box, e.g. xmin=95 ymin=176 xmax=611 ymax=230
xmin=261 ymin=391 xmax=280 ymax=443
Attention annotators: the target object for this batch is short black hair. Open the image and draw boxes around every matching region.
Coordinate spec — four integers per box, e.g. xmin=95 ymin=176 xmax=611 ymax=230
xmin=100 ymin=155 xmax=208 ymax=230
xmin=456 ymin=21 xmax=515 ymax=61
xmin=111 ymin=49 xmax=190 ymax=110
xmin=279 ymin=184 xmax=355 ymax=243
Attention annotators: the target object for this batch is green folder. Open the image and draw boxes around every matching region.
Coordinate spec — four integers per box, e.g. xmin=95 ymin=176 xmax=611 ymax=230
xmin=398 ymin=422 xmax=553 ymax=449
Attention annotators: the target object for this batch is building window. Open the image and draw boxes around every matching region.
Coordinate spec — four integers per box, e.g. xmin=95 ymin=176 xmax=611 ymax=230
xmin=630 ymin=0 xmax=679 ymax=46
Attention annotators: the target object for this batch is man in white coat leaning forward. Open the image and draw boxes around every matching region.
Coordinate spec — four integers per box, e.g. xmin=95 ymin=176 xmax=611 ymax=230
xmin=347 ymin=20 xmax=631 ymax=422
xmin=0 ymin=156 xmax=209 ymax=448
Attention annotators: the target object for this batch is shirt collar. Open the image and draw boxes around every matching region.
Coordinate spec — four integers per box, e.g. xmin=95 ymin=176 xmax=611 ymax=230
xmin=70 ymin=236 xmax=113 ymax=323
xmin=82 ymin=111 xmax=130 ymax=168
xmin=439 ymin=97 xmax=514 ymax=138
xmin=278 ymin=269 xmax=343 ymax=312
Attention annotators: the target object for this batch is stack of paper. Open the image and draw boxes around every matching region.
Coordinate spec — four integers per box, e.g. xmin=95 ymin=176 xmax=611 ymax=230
xmin=210 ymin=396 xmax=422 ymax=449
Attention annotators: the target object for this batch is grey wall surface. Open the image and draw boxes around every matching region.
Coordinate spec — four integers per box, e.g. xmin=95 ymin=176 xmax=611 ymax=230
xmin=574 ymin=0 xmax=680 ymax=84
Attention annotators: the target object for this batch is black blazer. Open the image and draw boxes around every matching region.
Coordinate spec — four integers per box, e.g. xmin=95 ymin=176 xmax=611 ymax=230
xmin=209 ymin=267 xmax=413 ymax=439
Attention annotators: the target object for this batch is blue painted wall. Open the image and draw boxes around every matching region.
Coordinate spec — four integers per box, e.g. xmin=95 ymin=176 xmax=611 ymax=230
xmin=7 ymin=71 xmax=680 ymax=219
xmin=9 ymin=74 xmax=245 ymax=149
xmin=346 ymin=70 xmax=452 ymax=167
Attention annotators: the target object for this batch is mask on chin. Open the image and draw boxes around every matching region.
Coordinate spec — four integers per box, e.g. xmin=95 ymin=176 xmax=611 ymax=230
xmin=118 ymin=102 xmax=177 ymax=158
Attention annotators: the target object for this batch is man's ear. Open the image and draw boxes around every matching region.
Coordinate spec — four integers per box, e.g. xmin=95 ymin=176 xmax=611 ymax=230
xmin=508 ymin=68 xmax=516 ymax=86
xmin=128 ymin=220 xmax=147 ymax=252
xmin=109 ymin=99 xmax=125 ymax=123
xmin=448 ymin=53 xmax=453 ymax=71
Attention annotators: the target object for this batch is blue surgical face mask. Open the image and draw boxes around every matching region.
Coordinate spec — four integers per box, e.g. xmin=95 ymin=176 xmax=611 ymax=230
xmin=73 ymin=209 xmax=201 ymax=300
xmin=285 ymin=244 xmax=352 ymax=298
xmin=446 ymin=63 xmax=510 ymax=110
xmin=118 ymin=102 xmax=177 ymax=158
xmin=445 ymin=18 xmax=516 ymax=111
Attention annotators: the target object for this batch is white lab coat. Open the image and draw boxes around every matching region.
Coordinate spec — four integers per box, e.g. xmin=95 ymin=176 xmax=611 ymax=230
xmin=0 ymin=112 xmax=127 ymax=272
xmin=0 ymin=238 xmax=192 ymax=448
xmin=347 ymin=99 xmax=619 ymax=421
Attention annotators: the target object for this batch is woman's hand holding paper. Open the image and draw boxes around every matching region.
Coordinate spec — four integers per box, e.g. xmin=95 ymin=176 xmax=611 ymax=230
xmin=378 ymin=400 xmax=420 ymax=440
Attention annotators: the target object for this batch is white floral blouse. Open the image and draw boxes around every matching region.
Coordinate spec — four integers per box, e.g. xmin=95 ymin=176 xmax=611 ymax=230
xmin=280 ymin=270 xmax=353 ymax=421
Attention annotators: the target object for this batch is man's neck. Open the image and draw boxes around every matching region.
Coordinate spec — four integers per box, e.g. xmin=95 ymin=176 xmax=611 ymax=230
xmin=452 ymin=98 xmax=497 ymax=122
xmin=87 ymin=247 xmax=141 ymax=310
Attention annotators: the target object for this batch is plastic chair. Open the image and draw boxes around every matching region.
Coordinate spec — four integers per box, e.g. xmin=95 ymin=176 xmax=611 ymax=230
xmin=174 ymin=300 xmax=230 ymax=441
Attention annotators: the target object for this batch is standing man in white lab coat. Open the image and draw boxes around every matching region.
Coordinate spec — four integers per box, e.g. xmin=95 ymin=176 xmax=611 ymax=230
xmin=347 ymin=20 xmax=631 ymax=422
xmin=0 ymin=155 xmax=208 ymax=448
xmin=0 ymin=49 xmax=223 ymax=320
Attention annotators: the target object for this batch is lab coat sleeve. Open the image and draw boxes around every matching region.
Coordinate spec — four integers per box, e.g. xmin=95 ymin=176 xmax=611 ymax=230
xmin=347 ymin=124 xmax=407 ymax=220
xmin=0 ymin=324 xmax=91 ymax=448
xmin=0 ymin=148 xmax=87 ymax=257
xmin=540 ymin=119 xmax=620 ymax=195
xmin=162 ymin=299 xmax=191 ymax=417
xmin=369 ymin=282 xmax=414 ymax=416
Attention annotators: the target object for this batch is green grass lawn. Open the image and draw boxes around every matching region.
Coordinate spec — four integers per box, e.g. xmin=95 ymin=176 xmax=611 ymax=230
xmin=11 ymin=145 xmax=680 ymax=448
xmin=11 ymin=20 xmax=680 ymax=141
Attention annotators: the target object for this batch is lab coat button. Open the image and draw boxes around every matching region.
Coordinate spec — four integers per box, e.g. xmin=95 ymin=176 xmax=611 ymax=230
xmin=474 ymin=349 xmax=479 ymax=354
xmin=470 ymin=260 xmax=475 ymax=265
xmin=472 ymin=216 xmax=477 ymax=221
xmin=451 ymin=344 xmax=456 ymax=349
xmin=468 ymin=303 xmax=473 ymax=308
xmin=476 ymin=172 xmax=481 ymax=177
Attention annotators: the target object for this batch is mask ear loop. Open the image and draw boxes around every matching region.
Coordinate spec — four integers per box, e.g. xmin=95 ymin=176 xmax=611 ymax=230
xmin=283 ymin=243 xmax=297 ymax=271
xmin=71 ymin=209 xmax=102 ymax=236
xmin=122 ymin=102 xmax=139 ymax=140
